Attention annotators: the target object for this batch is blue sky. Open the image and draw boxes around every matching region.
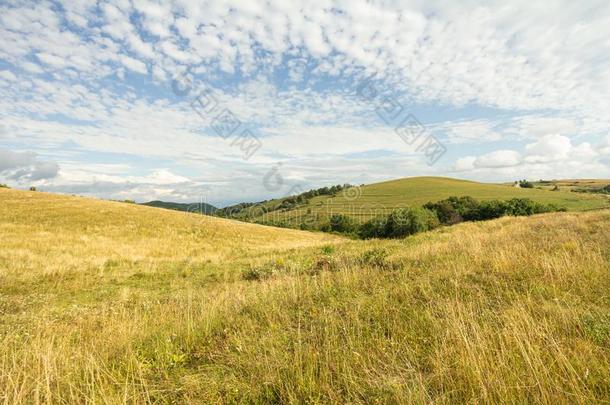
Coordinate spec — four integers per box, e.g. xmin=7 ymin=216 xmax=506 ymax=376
xmin=0 ymin=0 xmax=609 ymax=206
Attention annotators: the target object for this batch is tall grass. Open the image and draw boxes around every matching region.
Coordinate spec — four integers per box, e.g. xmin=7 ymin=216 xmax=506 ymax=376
xmin=1 ymin=189 xmax=608 ymax=403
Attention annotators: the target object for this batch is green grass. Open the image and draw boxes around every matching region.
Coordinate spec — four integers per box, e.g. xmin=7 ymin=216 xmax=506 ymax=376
xmin=530 ymin=178 xmax=610 ymax=193
xmin=249 ymin=176 xmax=610 ymax=226
xmin=1 ymin=188 xmax=609 ymax=403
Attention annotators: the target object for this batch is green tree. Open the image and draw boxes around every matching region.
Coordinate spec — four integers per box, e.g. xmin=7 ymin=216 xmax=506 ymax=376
xmin=329 ymin=214 xmax=357 ymax=233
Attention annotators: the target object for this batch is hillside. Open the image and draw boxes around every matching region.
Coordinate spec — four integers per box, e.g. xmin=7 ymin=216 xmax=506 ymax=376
xmin=233 ymin=176 xmax=610 ymax=227
xmin=1 ymin=188 xmax=609 ymax=403
xmin=141 ymin=200 xmax=217 ymax=214
xmin=531 ymin=179 xmax=610 ymax=193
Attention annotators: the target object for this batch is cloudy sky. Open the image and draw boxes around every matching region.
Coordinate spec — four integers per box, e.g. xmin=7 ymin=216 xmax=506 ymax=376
xmin=1 ymin=0 xmax=609 ymax=206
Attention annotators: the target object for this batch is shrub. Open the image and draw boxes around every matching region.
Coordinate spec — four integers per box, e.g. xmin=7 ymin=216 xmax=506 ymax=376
xmin=358 ymin=215 xmax=388 ymax=239
xmin=469 ymin=200 xmax=509 ymax=220
xmin=242 ymin=259 xmax=287 ymax=281
xmin=29 ymin=187 xmax=37 ymax=192
xmin=321 ymin=245 xmax=335 ymax=255
xmin=318 ymin=221 xmax=332 ymax=232
xmin=425 ymin=196 xmax=565 ymax=223
xmin=359 ymin=208 xmax=439 ymax=239
xmin=360 ymin=197 xmax=563 ymax=239
xmin=425 ymin=196 xmax=481 ymax=224
xmin=242 ymin=265 xmax=275 ymax=281
xmin=299 ymin=221 xmax=314 ymax=230
xmin=360 ymin=248 xmax=390 ymax=269
xmin=424 ymin=199 xmax=463 ymax=224
xmin=518 ymin=179 xmax=534 ymax=188
xmin=329 ymin=214 xmax=357 ymax=233
xmin=310 ymin=256 xmax=339 ymax=273
xmin=0 ymin=184 xmax=9 ymax=189
xmin=385 ymin=208 xmax=440 ymax=238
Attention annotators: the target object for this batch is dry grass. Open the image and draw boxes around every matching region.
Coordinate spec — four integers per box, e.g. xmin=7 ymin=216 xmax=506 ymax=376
xmin=1 ymin=189 xmax=609 ymax=403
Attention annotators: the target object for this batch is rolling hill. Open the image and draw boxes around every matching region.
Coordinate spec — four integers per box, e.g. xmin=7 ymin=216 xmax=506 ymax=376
xmin=141 ymin=200 xmax=217 ymax=214
xmin=1 ymin=188 xmax=609 ymax=403
xmin=225 ymin=176 xmax=610 ymax=227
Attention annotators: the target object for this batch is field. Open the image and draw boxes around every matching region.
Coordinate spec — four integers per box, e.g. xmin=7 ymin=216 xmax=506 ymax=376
xmin=531 ymin=179 xmax=610 ymax=193
xmin=1 ymin=188 xmax=609 ymax=403
xmin=243 ymin=176 xmax=610 ymax=226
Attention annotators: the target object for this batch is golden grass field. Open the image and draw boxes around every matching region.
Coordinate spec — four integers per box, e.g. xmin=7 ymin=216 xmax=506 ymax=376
xmin=1 ymin=188 xmax=609 ymax=403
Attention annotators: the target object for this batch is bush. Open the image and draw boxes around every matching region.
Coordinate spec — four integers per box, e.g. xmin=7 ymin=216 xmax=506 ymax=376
xmin=29 ymin=187 xmax=37 ymax=192
xmin=425 ymin=196 xmax=480 ymax=224
xmin=359 ymin=208 xmax=439 ymax=239
xmin=424 ymin=196 xmax=565 ymax=224
xmin=424 ymin=199 xmax=461 ymax=225
xmin=358 ymin=216 xmax=388 ymax=239
xmin=321 ymin=245 xmax=335 ymax=255
xmin=360 ymin=248 xmax=390 ymax=269
xmin=385 ymin=208 xmax=440 ymax=238
xmin=318 ymin=221 xmax=332 ymax=233
xmin=358 ymin=197 xmax=564 ymax=240
xmin=329 ymin=214 xmax=357 ymax=233
xmin=0 ymin=184 xmax=9 ymax=189
xmin=518 ymin=179 xmax=534 ymax=188
xmin=242 ymin=259 xmax=287 ymax=281
xmin=470 ymin=200 xmax=509 ymax=220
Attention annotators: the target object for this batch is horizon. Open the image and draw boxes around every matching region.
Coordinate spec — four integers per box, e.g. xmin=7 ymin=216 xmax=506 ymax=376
xmin=1 ymin=1 xmax=609 ymax=207
xmin=3 ymin=175 xmax=606 ymax=209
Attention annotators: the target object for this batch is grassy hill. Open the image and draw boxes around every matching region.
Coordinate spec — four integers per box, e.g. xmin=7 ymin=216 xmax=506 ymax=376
xmin=234 ymin=176 xmax=610 ymax=227
xmin=141 ymin=200 xmax=217 ymax=214
xmin=1 ymin=188 xmax=609 ymax=403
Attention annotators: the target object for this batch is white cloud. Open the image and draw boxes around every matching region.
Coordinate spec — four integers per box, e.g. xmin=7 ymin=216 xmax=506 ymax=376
xmin=438 ymin=119 xmax=503 ymax=144
xmin=0 ymin=0 xmax=609 ymax=202
xmin=454 ymin=156 xmax=476 ymax=171
xmin=0 ymin=70 xmax=17 ymax=81
xmin=509 ymin=116 xmax=580 ymax=139
xmin=474 ymin=150 xmax=522 ymax=168
xmin=120 ymin=55 xmax=148 ymax=74
xmin=524 ymin=134 xmax=572 ymax=163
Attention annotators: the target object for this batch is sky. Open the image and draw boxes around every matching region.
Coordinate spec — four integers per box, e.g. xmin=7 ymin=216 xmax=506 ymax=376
xmin=0 ymin=0 xmax=609 ymax=207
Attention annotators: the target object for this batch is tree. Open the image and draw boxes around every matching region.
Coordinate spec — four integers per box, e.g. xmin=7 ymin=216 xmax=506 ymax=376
xmin=329 ymin=214 xmax=357 ymax=233
xmin=518 ymin=179 xmax=534 ymax=188
xmin=359 ymin=208 xmax=439 ymax=239
xmin=424 ymin=199 xmax=463 ymax=225
xmin=358 ymin=216 xmax=388 ymax=239
xmin=425 ymin=196 xmax=480 ymax=224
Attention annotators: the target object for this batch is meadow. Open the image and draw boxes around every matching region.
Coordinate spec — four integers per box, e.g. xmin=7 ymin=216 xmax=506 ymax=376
xmin=1 ymin=187 xmax=609 ymax=403
xmin=240 ymin=177 xmax=610 ymax=226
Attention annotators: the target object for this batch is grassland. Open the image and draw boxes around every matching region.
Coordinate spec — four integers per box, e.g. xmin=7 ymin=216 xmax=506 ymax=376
xmin=243 ymin=177 xmax=610 ymax=226
xmin=1 ymin=188 xmax=609 ymax=403
xmin=531 ymin=179 xmax=610 ymax=193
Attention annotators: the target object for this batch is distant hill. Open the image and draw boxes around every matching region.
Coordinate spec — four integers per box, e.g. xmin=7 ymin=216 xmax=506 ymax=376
xmin=141 ymin=200 xmax=217 ymax=214
xmin=222 ymin=176 xmax=610 ymax=227
xmin=530 ymin=179 xmax=610 ymax=194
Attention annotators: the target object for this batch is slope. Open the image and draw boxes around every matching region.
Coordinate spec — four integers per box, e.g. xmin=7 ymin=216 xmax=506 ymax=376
xmin=247 ymin=176 xmax=610 ymax=226
xmin=1 ymin=188 xmax=608 ymax=403
xmin=141 ymin=200 xmax=217 ymax=214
